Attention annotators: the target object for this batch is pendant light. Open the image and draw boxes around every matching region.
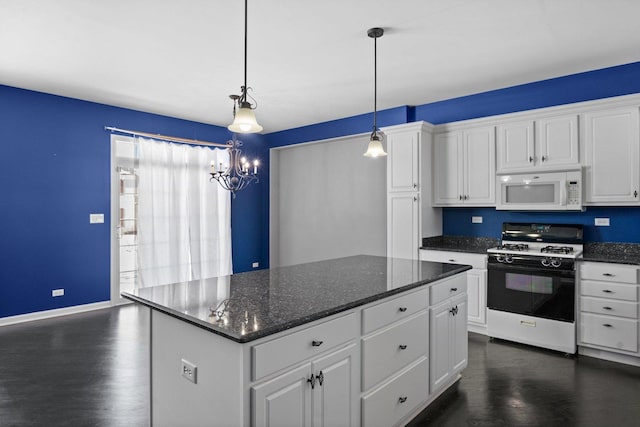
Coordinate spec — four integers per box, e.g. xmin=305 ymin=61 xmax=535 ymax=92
xmin=363 ymin=27 xmax=387 ymax=158
xmin=228 ymin=0 xmax=263 ymax=133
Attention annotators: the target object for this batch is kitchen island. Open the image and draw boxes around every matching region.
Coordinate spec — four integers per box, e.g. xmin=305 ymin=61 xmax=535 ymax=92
xmin=123 ymin=255 xmax=471 ymax=427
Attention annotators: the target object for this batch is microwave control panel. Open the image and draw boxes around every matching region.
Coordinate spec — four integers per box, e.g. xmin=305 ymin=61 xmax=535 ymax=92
xmin=567 ymin=180 xmax=581 ymax=205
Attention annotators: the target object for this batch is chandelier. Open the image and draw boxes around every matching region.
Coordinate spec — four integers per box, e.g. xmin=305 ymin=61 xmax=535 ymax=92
xmin=363 ymin=27 xmax=387 ymax=158
xmin=210 ymin=134 xmax=259 ymax=198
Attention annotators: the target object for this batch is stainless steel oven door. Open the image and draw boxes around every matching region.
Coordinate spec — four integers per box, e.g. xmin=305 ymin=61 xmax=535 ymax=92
xmin=487 ymin=261 xmax=575 ymax=322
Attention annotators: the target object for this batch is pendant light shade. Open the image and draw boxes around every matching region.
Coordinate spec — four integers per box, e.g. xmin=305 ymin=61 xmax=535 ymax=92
xmin=228 ymin=0 xmax=263 ymax=134
xmin=364 ymin=27 xmax=387 ymax=157
xmin=228 ymin=101 xmax=263 ymax=133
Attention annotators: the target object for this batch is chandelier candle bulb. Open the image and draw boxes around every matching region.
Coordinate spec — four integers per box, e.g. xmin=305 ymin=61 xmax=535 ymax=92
xmin=253 ymin=160 xmax=258 ymax=174
xmin=211 ymin=161 xmax=216 ymax=174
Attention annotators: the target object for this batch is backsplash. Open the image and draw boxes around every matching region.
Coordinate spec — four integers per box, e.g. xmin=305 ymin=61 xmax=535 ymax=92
xmin=442 ymin=207 xmax=640 ymax=243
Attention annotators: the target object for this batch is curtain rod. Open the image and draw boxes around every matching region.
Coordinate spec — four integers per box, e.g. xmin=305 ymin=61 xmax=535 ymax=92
xmin=104 ymin=126 xmax=230 ymax=148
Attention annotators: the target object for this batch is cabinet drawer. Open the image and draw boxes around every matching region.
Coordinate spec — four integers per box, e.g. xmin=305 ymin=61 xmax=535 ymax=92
xmin=580 ymin=296 xmax=638 ymax=319
xmin=361 ymin=357 xmax=429 ymax=427
xmin=430 ymin=274 xmax=467 ymax=306
xmin=252 ymin=313 xmax=357 ymax=381
xmin=580 ymin=280 xmax=639 ymax=302
xmin=580 ymin=263 xmax=638 ymax=284
xmin=420 ymin=250 xmax=486 ymax=269
xmin=362 ymin=288 xmax=428 ymax=334
xmin=362 ymin=311 xmax=428 ymax=390
xmin=580 ymin=313 xmax=639 ymax=353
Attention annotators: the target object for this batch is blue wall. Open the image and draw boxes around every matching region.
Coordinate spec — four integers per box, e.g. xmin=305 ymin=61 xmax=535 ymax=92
xmin=0 ymin=85 xmax=268 ymax=318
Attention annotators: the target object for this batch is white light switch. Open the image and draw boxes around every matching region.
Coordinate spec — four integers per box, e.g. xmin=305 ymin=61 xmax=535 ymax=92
xmin=472 ymin=216 xmax=483 ymax=224
xmin=90 ymin=214 xmax=104 ymax=224
xmin=52 ymin=289 xmax=64 ymax=297
xmin=594 ymin=218 xmax=610 ymax=226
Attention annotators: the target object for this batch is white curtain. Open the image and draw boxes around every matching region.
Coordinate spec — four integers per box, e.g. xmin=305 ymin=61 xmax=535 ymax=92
xmin=136 ymin=137 xmax=232 ymax=287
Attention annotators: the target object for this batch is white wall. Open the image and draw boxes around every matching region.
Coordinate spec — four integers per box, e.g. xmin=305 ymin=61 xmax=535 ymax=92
xmin=270 ymin=134 xmax=386 ymax=267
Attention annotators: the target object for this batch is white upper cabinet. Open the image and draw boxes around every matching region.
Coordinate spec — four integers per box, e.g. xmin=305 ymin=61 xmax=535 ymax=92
xmin=496 ymin=115 xmax=579 ymax=173
xmin=387 ymin=131 xmax=419 ymax=192
xmin=582 ymin=107 xmax=640 ymax=205
xmin=433 ymin=126 xmax=495 ymax=206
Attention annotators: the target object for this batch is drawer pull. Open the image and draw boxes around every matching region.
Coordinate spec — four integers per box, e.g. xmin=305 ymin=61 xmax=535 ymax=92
xmin=398 ymin=307 xmax=408 ymax=312
xmin=450 ymin=287 xmax=458 ymax=292
xmin=398 ymin=396 xmax=408 ymax=404
xmin=602 ymin=273 xmax=615 ymax=277
xmin=398 ymin=344 xmax=408 ymax=350
xmin=602 ymin=290 xmax=613 ymax=294
xmin=315 ymin=370 xmax=324 ymax=386
xmin=307 ymin=373 xmax=316 ymax=389
xmin=603 ymin=324 xmax=613 ymax=328
xmin=448 ymin=259 xmax=456 ymax=262
xmin=311 ymin=340 xmax=324 ymax=347
xmin=602 ymin=306 xmax=613 ymax=310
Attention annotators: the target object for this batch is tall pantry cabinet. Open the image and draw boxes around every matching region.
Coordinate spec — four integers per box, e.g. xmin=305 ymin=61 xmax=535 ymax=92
xmin=385 ymin=122 xmax=442 ymax=261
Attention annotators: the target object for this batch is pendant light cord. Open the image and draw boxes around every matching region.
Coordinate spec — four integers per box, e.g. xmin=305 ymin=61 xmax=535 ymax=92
xmin=243 ymin=0 xmax=248 ymax=102
xmin=373 ymin=34 xmax=377 ymax=133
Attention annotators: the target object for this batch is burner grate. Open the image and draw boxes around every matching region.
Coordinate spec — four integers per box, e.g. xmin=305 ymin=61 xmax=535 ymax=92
xmin=498 ymin=243 xmax=529 ymax=251
xmin=540 ymin=245 xmax=574 ymax=254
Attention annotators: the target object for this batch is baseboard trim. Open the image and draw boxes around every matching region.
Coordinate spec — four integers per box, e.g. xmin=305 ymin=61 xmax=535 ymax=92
xmin=0 ymin=301 xmax=113 ymax=327
xmin=579 ymin=346 xmax=640 ymax=368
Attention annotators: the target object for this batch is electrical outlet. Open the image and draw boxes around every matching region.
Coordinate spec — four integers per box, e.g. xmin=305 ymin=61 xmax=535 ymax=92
xmin=595 ymin=218 xmax=610 ymax=226
xmin=181 ymin=359 xmax=197 ymax=384
xmin=52 ymin=289 xmax=64 ymax=297
xmin=89 ymin=214 xmax=104 ymax=224
xmin=252 ymin=262 xmax=259 ymax=268
xmin=472 ymin=216 xmax=483 ymax=224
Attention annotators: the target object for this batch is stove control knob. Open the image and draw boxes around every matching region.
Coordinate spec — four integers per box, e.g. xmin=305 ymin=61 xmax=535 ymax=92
xmin=496 ymin=255 xmax=505 ymax=263
xmin=541 ymin=258 xmax=550 ymax=267
xmin=505 ymin=255 xmax=513 ymax=263
xmin=551 ymin=259 xmax=561 ymax=268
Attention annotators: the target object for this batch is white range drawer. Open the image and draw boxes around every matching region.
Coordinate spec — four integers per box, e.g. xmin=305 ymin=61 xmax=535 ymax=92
xmin=420 ymin=249 xmax=486 ymax=269
xmin=361 ymin=357 xmax=429 ymax=427
xmin=252 ymin=313 xmax=357 ymax=381
xmin=430 ymin=274 xmax=467 ymax=306
xmin=362 ymin=288 xmax=428 ymax=335
xmin=581 ymin=280 xmax=639 ymax=302
xmin=362 ymin=311 xmax=428 ymax=390
xmin=580 ymin=263 xmax=639 ymax=284
xmin=580 ymin=296 xmax=639 ymax=319
xmin=580 ymin=313 xmax=639 ymax=353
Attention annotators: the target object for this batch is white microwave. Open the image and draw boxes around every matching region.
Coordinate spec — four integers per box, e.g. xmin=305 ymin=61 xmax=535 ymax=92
xmin=496 ymin=169 xmax=583 ymax=211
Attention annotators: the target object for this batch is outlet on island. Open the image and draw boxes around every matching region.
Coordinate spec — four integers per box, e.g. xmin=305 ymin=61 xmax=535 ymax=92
xmin=181 ymin=359 xmax=197 ymax=384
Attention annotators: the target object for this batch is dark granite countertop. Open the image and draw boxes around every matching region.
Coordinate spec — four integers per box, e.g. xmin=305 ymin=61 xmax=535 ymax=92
xmin=580 ymin=242 xmax=640 ymax=265
xmin=122 ymin=255 xmax=471 ymax=343
xmin=420 ymin=235 xmax=500 ymax=254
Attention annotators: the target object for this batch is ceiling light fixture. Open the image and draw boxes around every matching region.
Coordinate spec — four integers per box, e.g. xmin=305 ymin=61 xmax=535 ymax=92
xmin=228 ymin=0 xmax=263 ymax=134
xmin=363 ymin=27 xmax=387 ymax=158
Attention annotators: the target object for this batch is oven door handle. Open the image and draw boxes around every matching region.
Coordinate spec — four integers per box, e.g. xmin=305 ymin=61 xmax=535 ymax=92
xmin=487 ymin=263 xmax=575 ymax=278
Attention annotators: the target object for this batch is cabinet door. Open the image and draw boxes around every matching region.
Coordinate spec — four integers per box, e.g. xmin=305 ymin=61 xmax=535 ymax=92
xmin=429 ymin=300 xmax=452 ymax=393
xmin=466 ymin=269 xmax=486 ymax=326
xmin=463 ymin=126 xmax=495 ymax=205
xmin=433 ymin=132 xmax=463 ymax=205
xmin=311 ymin=344 xmax=358 ymax=427
xmin=451 ymin=294 xmax=468 ymax=373
xmin=583 ymin=107 xmax=640 ymax=204
xmin=387 ymin=193 xmax=419 ymax=260
xmin=388 ymin=131 xmax=419 ymax=192
xmin=252 ymin=364 xmax=312 ymax=427
xmin=496 ymin=120 xmax=535 ymax=172
xmin=536 ymin=114 xmax=579 ymax=168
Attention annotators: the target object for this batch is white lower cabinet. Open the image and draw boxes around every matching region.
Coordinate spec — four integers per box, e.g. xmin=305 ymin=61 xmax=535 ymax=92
xmin=430 ymin=292 xmax=468 ymax=393
xmin=578 ymin=261 xmax=640 ymax=366
xmin=420 ymin=249 xmax=487 ymax=333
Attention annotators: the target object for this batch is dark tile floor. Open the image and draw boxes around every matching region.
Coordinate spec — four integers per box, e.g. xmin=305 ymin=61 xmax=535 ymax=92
xmin=1 ymin=304 xmax=639 ymax=426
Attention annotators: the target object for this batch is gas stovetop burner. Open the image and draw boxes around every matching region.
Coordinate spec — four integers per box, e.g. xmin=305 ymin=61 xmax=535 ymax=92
xmin=540 ymin=245 xmax=575 ymax=254
xmin=497 ymin=243 xmax=529 ymax=251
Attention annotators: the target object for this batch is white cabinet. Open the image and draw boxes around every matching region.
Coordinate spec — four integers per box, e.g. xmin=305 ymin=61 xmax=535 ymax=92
xmin=420 ymin=250 xmax=487 ymax=334
xmin=433 ymin=126 xmax=495 ymax=206
xmin=385 ymin=122 xmax=441 ymax=261
xmin=582 ymin=107 xmax=640 ymax=205
xmin=429 ymin=291 xmax=468 ymax=394
xmin=252 ymin=344 xmax=357 ymax=427
xmin=387 ymin=193 xmax=419 ymax=261
xmin=496 ymin=115 xmax=579 ymax=173
xmin=578 ymin=262 xmax=640 ymax=365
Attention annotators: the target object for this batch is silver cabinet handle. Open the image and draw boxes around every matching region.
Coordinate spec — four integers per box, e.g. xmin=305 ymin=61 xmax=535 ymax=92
xmin=603 ymin=324 xmax=613 ymax=328
xmin=529 ymin=156 xmax=533 ymax=163
xmin=398 ymin=396 xmax=408 ymax=403
xmin=602 ymin=306 xmax=613 ymax=310
xmin=541 ymin=155 xmax=547 ymax=162
xmin=413 ymin=196 xmax=418 ymax=202
xmin=602 ymin=273 xmax=615 ymax=277
xmin=307 ymin=373 xmax=316 ymax=389
xmin=459 ymin=195 xmax=463 ymax=200
xmin=398 ymin=344 xmax=408 ymax=350
xmin=602 ymin=290 xmax=613 ymax=293
xmin=450 ymin=287 xmax=458 ymax=292
xmin=448 ymin=259 xmax=456 ymax=262
xmin=315 ymin=371 xmax=324 ymax=386
xmin=398 ymin=307 xmax=408 ymax=312
xmin=311 ymin=340 xmax=323 ymax=347
xmin=635 ymin=190 xmax=638 ymax=198
xmin=413 ymin=183 xmax=417 ymax=189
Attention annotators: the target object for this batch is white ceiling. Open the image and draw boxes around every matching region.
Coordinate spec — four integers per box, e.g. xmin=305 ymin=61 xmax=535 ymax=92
xmin=1 ymin=0 xmax=639 ymax=133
